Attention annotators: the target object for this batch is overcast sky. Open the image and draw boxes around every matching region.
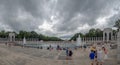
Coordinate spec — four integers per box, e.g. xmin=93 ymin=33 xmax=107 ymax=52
xmin=0 ymin=0 xmax=120 ymax=39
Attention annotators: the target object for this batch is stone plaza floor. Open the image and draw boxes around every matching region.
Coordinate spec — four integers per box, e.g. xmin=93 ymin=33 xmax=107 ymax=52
xmin=0 ymin=44 xmax=118 ymax=65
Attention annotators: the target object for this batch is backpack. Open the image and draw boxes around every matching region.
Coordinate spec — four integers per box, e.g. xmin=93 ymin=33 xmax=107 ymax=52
xmin=69 ymin=50 xmax=73 ymax=56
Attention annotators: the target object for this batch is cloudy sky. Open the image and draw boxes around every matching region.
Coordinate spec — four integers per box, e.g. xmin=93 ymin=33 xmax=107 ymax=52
xmin=0 ymin=0 xmax=120 ymax=39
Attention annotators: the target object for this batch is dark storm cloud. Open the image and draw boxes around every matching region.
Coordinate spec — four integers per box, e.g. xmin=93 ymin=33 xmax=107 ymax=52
xmin=0 ymin=0 xmax=44 ymax=31
xmin=53 ymin=0 xmax=118 ymax=32
xmin=0 ymin=0 xmax=120 ymax=39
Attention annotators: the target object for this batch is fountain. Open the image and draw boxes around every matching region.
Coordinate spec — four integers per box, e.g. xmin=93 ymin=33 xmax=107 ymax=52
xmin=76 ymin=35 xmax=82 ymax=46
xmin=23 ymin=37 xmax=26 ymax=45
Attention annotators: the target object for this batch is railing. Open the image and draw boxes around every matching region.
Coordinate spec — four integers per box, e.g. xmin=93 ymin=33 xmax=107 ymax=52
xmin=0 ymin=37 xmax=117 ymax=44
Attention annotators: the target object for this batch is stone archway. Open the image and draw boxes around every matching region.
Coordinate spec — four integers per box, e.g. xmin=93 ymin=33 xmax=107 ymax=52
xmin=9 ymin=33 xmax=15 ymax=42
xmin=103 ymin=28 xmax=113 ymax=42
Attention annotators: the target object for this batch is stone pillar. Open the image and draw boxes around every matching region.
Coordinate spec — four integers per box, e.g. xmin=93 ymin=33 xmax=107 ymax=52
xmin=117 ymin=29 xmax=120 ymax=64
xmin=101 ymin=37 xmax=102 ymax=41
xmin=96 ymin=37 xmax=98 ymax=41
xmin=91 ymin=37 xmax=93 ymax=42
xmin=91 ymin=37 xmax=92 ymax=42
xmin=90 ymin=37 xmax=92 ymax=42
xmin=84 ymin=37 xmax=85 ymax=42
xmin=86 ymin=37 xmax=87 ymax=42
xmin=95 ymin=37 xmax=97 ymax=41
xmin=85 ymin=37 xmax=86 ymax=42
xmin=98 ymin=37 xmax=99 ymax=41
xmin=93 ymin=37 xmax=95 ymax=43
xmin=103 ymin=32 xmax=105 ymax=42
xmin=83 ymin=37 xmax=85 ymax=42
xmin=82 ymin=37 xmax=84 ymax=42
xmin=107 ymin=32 xmax=109 ymax=42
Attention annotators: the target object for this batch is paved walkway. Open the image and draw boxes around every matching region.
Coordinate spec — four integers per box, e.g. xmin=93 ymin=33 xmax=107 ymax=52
xmin=0 ymin=44 xmax=117 ymax=65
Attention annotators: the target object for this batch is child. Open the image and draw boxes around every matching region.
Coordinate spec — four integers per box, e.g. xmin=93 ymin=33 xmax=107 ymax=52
xmin=89 ymin=50 xmax=95 ymax=65
xmin=97 ymin=48 xmax=103 ymax=65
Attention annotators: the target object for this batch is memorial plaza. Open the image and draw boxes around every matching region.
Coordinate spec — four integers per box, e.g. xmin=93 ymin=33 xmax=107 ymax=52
xmin=0 ymin=28 xmax=119 ymax=65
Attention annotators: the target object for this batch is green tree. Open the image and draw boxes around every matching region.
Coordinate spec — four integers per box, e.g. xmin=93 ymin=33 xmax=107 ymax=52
xmin=114 ymin=19 xmax=120 ymax=29
xmin=0 ymin=30 xmax=63 ymax=41
xmin=70 ymin=28 xmax=103 ymax=41
xmin=95 ymin=28 xmax=103 ymax=37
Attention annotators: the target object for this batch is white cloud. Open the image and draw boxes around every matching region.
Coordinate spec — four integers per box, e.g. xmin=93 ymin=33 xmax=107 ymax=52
xmin=39 ymin=20 xmax=53 ymax=32
xmin=0 ymin=0 xmax=120 ymax=39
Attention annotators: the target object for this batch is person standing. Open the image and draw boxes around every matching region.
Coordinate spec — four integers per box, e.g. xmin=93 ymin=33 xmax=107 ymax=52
xmin=89 ymin=50 xmax=95 ymax=65
xmin=102 ymin=47 xmax=108 ymax=60
xmin=97 ymin=48 xmax=103 ymax=65
xmin=68 ymin=49 xmax=73 ymax=60
xmin=66 ymin=48 xmax=69 ymax=56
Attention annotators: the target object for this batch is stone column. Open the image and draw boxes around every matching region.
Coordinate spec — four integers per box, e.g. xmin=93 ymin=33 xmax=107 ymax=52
xmin=117 ymin=29 xmax=120 ymax=64
xmin=96 ymin=37 xmax=98 ymax=41
xmin=86 ymin=37 xmax=87 ymax=42
xmin=101 ymin=37 xmax=102 ymax=41
xmin=95 ymin=37 xmax=97 ymax=42
xmin=83 ymin=37 xmax=85 ymax=42
xmin=91 ymin=37 xmax=93 ymax=43
xmin=93 ymin=37 xmax=95 ymax=42
xmin=103 ymin=32 xmax=105 ymax=42
xmin=98 ymin=37 xmax=100 ymax=41
xmin=107 ymin=32 xmax=109 ymax=42
xmin=85 ymin=37 xmax=86 ymax=42
xmin=111 ymin=32 xmax=113 ymax=41
xmin=84 ymin=37 xmax=85 ymax=42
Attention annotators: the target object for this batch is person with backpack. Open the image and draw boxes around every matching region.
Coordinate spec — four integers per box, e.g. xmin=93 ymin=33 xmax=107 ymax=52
xmin=68 ymin=49 xmax=73 ymax=60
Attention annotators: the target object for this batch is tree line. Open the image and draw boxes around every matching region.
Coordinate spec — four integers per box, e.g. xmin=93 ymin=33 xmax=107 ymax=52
xmin=69 ymin=28 xmax=103 ymax=41
xmin=70 ymin=19 xmax=120 ymax=41
xmin=0 ymin=30 xmax=62 ymax=41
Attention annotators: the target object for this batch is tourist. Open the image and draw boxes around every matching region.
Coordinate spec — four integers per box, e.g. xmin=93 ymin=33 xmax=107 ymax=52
xmin=90 ymin=46 xmax=96 ymax=54
xmin=102 ymin=47 xmax=108 ymax=60
xmin=5 ymin=42 xmax=7 ymax=45
xmin=49 ymin=45 xmax=53 ymax=51
xmin=47 ymin=47 xmax=49 ymax=50
xmin=89 ymin=50 xmax=95 ymax=65
xmin=94 ymin=47 xmax=97 ymax=62
xmin=65 ymin=48 xmax=69 ymax=60
xmin=83 ymin=44 xmax=87 ymax=51
xmin=37 ymin=46 xmax=39 ymax=49
xmin=40 ymin=46 xmax=43 ymax=49
xmin=57 ymin=45 xmax=60 ymax=50
xmin=8 ymin=43 xmax=11 ymax=47
xmin=96 ymin=48 xmax=103 ymax=65
xmin=66 ymin=48 xmax=69 ymax=56
xmin=90 ymin=45 xmax=97 ymax=62
xmin=68 ymin=49 xmax=73 ymax=60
